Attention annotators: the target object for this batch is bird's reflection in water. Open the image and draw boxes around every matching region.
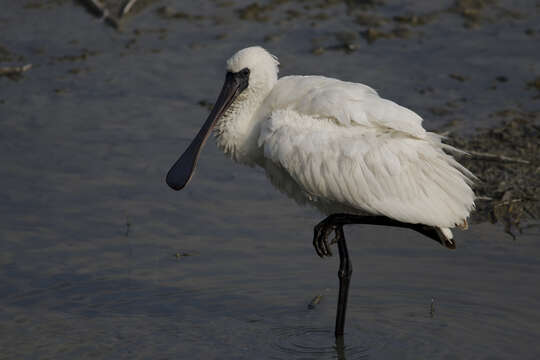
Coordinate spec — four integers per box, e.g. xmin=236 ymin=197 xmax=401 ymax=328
xmin=334 ymin=336 xmax=347 ymax=360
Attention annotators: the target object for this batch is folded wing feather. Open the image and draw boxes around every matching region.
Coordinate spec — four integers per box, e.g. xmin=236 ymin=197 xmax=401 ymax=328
xmin=258 ymin=106 xmax=474 ymax=228
xmin=267 ymin=75 xmax=426 ymax=138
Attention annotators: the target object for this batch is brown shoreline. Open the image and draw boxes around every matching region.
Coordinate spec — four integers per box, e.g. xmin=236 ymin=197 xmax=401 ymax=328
xmin=447 ymin=111 xmax=539 ymax=237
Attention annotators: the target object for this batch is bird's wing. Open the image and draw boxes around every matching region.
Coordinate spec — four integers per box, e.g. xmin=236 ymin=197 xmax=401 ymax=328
xmin=266 ymin=76 xmax=426 ymax=138
xmin=258 ymin=108 xmax=475 ymax=228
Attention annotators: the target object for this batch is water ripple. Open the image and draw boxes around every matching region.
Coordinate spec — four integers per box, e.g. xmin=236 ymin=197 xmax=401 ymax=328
xmin=271 ymin=325 xmax=378 ymax=360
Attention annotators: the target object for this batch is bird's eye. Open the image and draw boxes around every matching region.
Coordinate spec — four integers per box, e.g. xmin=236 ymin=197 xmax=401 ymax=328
xmin=240 ymin=68 xmax=250 ymax=76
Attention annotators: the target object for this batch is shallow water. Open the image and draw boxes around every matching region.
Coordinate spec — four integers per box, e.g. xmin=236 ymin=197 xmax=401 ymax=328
xmin=1 ymin=0 xmax=540 ymax=359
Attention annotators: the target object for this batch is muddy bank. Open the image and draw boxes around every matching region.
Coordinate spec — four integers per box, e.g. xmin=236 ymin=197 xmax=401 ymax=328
xmin=448 ymin=111 xmax=539 ymax=236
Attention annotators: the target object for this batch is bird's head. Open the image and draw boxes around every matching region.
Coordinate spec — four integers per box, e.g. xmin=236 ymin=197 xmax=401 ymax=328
xmin=166 ymin=46 xmax=279 ymax=191
xmin=226 ymin=46 xmax=279 ymax=96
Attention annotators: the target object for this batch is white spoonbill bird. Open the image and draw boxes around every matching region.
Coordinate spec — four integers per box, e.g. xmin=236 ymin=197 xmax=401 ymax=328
xmin=166 ymin=46 xmax=475 ymax=337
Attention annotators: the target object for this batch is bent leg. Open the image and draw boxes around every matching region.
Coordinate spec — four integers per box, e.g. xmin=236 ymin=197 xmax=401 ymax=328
xmin=312 ymin=213 xmax=449 ymax=258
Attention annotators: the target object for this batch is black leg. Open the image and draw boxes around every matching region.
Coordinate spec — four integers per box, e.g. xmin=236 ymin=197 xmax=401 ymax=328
xmin=334 ymin=335 xmax=346 ymax=360
xmin=335 ymin=225 xmax=352 ymax=338
xmin=313 ymin=213 xmax=450 ymax=256
xmin=312 ymin=213 xmax=452 ymax=338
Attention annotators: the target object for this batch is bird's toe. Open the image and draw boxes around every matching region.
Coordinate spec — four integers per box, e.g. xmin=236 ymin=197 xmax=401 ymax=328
xmin=313 ymin=223 xmax=334 ymax=257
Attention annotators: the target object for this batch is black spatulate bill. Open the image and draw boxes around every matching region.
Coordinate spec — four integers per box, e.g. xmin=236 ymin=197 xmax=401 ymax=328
xmin=166 ymin=69 xmax=249 ymax=190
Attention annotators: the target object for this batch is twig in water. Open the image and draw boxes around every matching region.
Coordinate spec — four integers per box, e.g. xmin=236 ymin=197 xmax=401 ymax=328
xmin=460 ymin=150 xmax=530 ymax=165
xmin=120 ymin=0 xmax=138 ymax=17
xmin=0 ymin=64 xmax=32 ymax=77
xmin=80 ymin=0 xmax=120 ymax=29
xmin=174 ymin=251 xmax=192 ymax=259
xmin=308 ymin=294 xmax=323 ymax=309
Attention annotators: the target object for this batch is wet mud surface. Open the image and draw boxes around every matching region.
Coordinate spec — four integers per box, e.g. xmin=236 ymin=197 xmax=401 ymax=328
xmin=449 ymin=112 xmax=539 ymax=237
xmin=1 ymin=0 xmax=539 ymax=359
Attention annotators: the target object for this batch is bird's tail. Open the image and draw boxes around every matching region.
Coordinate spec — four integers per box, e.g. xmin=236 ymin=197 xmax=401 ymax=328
xmin=436 ymin=227 xmax=456 ymax=249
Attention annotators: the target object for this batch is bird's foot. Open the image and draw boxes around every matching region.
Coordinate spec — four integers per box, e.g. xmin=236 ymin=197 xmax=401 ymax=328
xmin=313 ymin=220 xmax=338 ymax=258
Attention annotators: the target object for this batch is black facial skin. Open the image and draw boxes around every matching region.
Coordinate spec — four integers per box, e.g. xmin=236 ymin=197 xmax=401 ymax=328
xmin=166 ymin=68 xmax=250 ymax=191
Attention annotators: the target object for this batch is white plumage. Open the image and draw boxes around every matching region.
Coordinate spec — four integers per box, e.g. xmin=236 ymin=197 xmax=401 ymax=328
xmin=210 ymin=46 xmax=475 ymax=240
